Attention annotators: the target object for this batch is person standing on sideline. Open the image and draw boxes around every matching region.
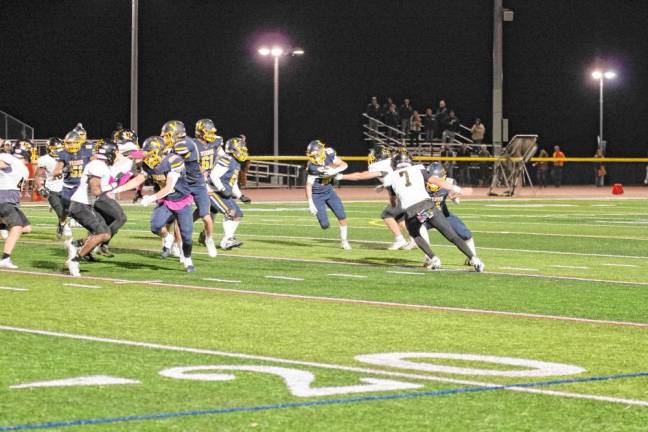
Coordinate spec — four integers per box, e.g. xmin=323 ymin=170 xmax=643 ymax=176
xmin=533 ymin=149 xmax=550 ymax=188
xmin=409 ymin=110 xmax=422 ymax=147
xmin=399 ymin=98 xmax=413 ymax=135
xmin=593 ymin=148 xmax=606 ymax=187
xmin=470 ymin=118 xmax=486 ymax=144
xmin=551 ymin=145 xmax=566 ymax=187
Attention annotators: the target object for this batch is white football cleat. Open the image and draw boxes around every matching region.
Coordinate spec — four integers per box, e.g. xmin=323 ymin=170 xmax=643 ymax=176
xmin=205 ymin=238 xmax=218 ymax=257
xmin=387 ymin=238 xmax=408 ymax=250
xmin=64 ymin=239 xmax=78 ymax=261
xmin=0 ymin=230 xmax=8 ymax=240
xmin=424 ymin=256 xmax=442 ymax=270
xmin=403 ymin=239 xmax=417 ymax=250
xmin=220 ymin=238 xmax=243 ymax=250
xmin=170 ymin=244 xmax=182 ymax=258
xmin=341 ymin=240 xmax=352 ymax=250
xmin=470 ymin=256 xmax=485 ymax=273
xmin=0 ymin=257 xmax=18 ymax=269
xmin=67 ymin=259 xmax=80 ymax=277
xmin=62 ymin=223 xmax=73 ymax=238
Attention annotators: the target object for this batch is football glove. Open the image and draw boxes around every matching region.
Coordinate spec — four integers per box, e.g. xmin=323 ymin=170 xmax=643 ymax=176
xmin=308 ymin=200 xmax=318 ymax=215
xmin=38 ymin=187 xmax=50 ymax=198
xmin=140 ymin=194 xmax=156 ymax=206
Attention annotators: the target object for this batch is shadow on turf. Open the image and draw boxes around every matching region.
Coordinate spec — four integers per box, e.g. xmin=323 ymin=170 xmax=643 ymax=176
xmin=326 ymin=256 xmax=418 ymax=266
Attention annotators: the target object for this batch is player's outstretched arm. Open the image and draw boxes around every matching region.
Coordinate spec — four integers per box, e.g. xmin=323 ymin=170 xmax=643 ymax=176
xmin=305 ymin=177 xmax=317 ymax=215
xmin=338 ymin=171 xmax=384 ymax=181
xmin=112 ymin=173 xmax=146 ymax=194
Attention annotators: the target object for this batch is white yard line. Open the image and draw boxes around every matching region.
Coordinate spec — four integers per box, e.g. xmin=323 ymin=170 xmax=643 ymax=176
xmin=327 ymin=273 xmax=368 ymax=279
xmin=386 ymin=271 xmax=425 ymax=276
xmin=1 ymin=325 xmax=647 ymax=408
xmin=203 ymin=278 xmax=242 ymax=284
xmin=498 ymin=267 xmax=539 ymax=272
xmin=602 ymin=263 xmax=639 ymax=268
xmin=551 ymin=265 xmax=590 ymax=270
xmin=3 ymin=269 xmax=647 ymax=328
xmin=0 ymin=286 xmax=28 ymax=292
xmin=63 ymin=283 xmax=101 ymax=289
xmin=265 ymin=275 xmax=305 ymax=281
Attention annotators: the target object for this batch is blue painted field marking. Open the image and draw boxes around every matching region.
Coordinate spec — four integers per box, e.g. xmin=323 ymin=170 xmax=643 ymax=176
xmin=2 ymin=371 xmax=647 ymax=431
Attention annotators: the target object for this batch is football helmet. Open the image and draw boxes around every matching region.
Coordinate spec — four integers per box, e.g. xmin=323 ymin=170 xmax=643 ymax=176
xmin=306 ymin=140 xmax=326 ymax=165
xmin=11 ymin=141 xmax=29 ymax=160
xmin=95 ymin=142 xmax=118 ymax=166
xmin=93 ymin=138 xmax=106 ymax=152
xmin=224 ymin=137 xmax=248 ymax=162
xmin=47 ymin=137 xmax=64 ymax=157
xmin=161 ymin=120 xmax=186 ymax=148
xmin=115 ymin=128 xmax=138 ymax=145
xmin=142 ymin=136 xmax=165 ymax=168
xmin=73 ymin=123 xmax=87 ymax=144
xmin=195 ymin=119 xmax=217 ymax=142
xmin=391 ymin=149 xmax=412 ymax=170
xmin=64 ymin=130 xmax=83 ymax=153
xmin=426 ymin=162 xmax=447 ymax=193
xmin=368 ymin=144 xmax=392 ymax=166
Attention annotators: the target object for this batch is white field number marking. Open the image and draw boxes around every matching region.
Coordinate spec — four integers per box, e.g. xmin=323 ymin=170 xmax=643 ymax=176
xmin=11 ymin=375 xmax=140 ymax=389
xmin=354 ymin=353 xmax=586 ymax=378
xmin=159 ymin=365 xmax=422 ymax=397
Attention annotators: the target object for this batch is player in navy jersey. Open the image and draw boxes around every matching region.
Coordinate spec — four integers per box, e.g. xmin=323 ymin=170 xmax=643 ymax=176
xmin=112 ymin=137 xmax=196 ymax=272
xmin=194 ymin=119 xmax=224 ymax=246
xmin=304 ymin=140 xmax=351 ymax=250
xmin=207 ymin=137 xmax=251 ymax=249
xmin=54 ymin=129 xmax=94 ymax=217
xmin=425 ymin=162 xmax=477 ymax=263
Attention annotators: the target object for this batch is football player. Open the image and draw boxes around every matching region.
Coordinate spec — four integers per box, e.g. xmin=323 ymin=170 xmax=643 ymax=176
xmin=0 ymin=143 xmax=32 ymax=269
xmin=194 ymin=119 xmax=224 ymax=246
xmin=35 ymin=138 xmax=70 ymax=238
xmin=305 ymin=140 xmax=351 ymax=250
xmin=208 ymin=137 xmax=251 ymax=249
xmin=54 ymin=126 xmax=94 ymax=223
xmin=64 ymin=142 xmax=117 ymax=276
xmin=163 ymin=120 xmax=217 ymax=258
xmin=337 ymin=144 xmax=416 ymax=250
xmin=426 ymin=162 xmax=478 ymax=263
xmin=112 ymin=136 xmax=196 ymax=272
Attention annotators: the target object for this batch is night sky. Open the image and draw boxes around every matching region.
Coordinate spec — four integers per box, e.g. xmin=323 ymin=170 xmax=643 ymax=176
xmin=2 ymin=0 xmax=647 ymax=157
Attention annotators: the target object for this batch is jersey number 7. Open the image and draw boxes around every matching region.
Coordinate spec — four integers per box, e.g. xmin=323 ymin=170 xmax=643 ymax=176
xmin=399 ymin=170 xmax=412 ymax=187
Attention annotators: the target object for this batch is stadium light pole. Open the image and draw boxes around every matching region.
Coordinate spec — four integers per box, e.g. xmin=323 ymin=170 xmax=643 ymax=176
xmin=258 ymin=45 xmax=304 ymax=181
xmin=130 ymin=0 xmax=138 ymax=133
xmin=591 ymin=69 xmax=616 ymax=152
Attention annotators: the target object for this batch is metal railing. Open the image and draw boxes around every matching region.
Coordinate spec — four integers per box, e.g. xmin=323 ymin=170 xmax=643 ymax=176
xmin=0 ymin=111 xmax=34 ymax=140
xmin=246 ymin=160 xmax=302 ymax=188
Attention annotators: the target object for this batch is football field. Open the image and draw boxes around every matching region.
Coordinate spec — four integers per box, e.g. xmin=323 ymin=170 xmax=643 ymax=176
xmin=1 ymin=197 xmax=647 ymax=431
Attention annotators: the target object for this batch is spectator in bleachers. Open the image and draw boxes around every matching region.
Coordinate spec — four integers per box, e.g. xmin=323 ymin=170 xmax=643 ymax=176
xmin=423 ymin=108 xmax=435 ymax=143
xmin=594 ymin=148 xmax=606 ymax=187
xmin=456 ymin=143 xmax=473 ymax=185
xmin=442 ymin=110 xmax=460 ymax=143
xmin=409 ymin=110 xmax=422 ymax=147
xmin=382 ymin=97 xmax=395 ymax=119
xmin=383 ymin=104 xmax=400 ymax=138
xmin=477 ymin=144 xmax=491 ymax=186
xmin=435 ymin=100 xmax=449 ymax=139
xmin=366 ymin=96 xmax=382 ymax=137
xmin=470 ymin=118 xmax=486 ymax=144
xmin=398 ymin=98 xmax=413 ymax=135
xmin=533 ymin=149 xmax=550 ymax=188
xmin=551 ymin=145 xmax=566 ymax=187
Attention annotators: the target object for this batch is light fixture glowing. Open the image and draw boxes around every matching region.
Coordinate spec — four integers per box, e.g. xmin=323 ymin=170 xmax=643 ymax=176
xmin=270 ymin=47 xmax=284 ymax=57
xmin=591 ymin=70 xmax=603 ymax=80
xmin=258 ymin=47 xmax=270 ymax=56
xmin=604 ymin=71 xmax=616 ymax=79
xmin=292 ymin=48 xmax=305 ymax=56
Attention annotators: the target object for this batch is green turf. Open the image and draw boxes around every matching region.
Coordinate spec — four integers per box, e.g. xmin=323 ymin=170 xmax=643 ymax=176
xmin=0 ymin=198 xmax=646 ymax=431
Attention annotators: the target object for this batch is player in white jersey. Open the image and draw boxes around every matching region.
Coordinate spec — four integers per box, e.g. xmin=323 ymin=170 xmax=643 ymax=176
xmin=65 ymin=143 xmax=117 ymax=277
xmin=0 ymin=144 xmax=32 ymax=269
xmin=36 ymin=137 xmax=71 ymax=238
xmin=340 ymin=151 xmax=484 ymax=272
xmin=339 ymin=145 xmax=416 ymax=250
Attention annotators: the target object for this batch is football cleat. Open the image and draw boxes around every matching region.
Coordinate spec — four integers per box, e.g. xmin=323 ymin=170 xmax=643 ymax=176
xmin=205 ymin=238 xmax=217 ymax=257
xmin=341 ymin=240 xmax=352 ymax=250
xmin=67 ymin=259 xmax=80 ymax=277
xmin=424 ymin=256 xmax=442 ymax=270
xmin=470 ymin=256 xmax=485 ymax=273
xmin=220 ymin=238 xmax=243 ymax=250
xmin=97 ymin=244 xmax=114 ymax=257
xmin=388 ymin=238 xmax=409 ymax=251
xmin=171 ymin=244 xmax=182 ymax=258
xmin=0 ymin=258 xmax=18 ymax=269
xmin=0 ymin=230 xmax=8 ymax=240
xmin=160 ymin=247 xmax=171 ymax=258
xmin=63 ymin=223 xmax=73 ymax=237
xmin=183 ymin=257 xmax=195 ymax=273
xmin=404 ymin=239 xmax=417 ymax=250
